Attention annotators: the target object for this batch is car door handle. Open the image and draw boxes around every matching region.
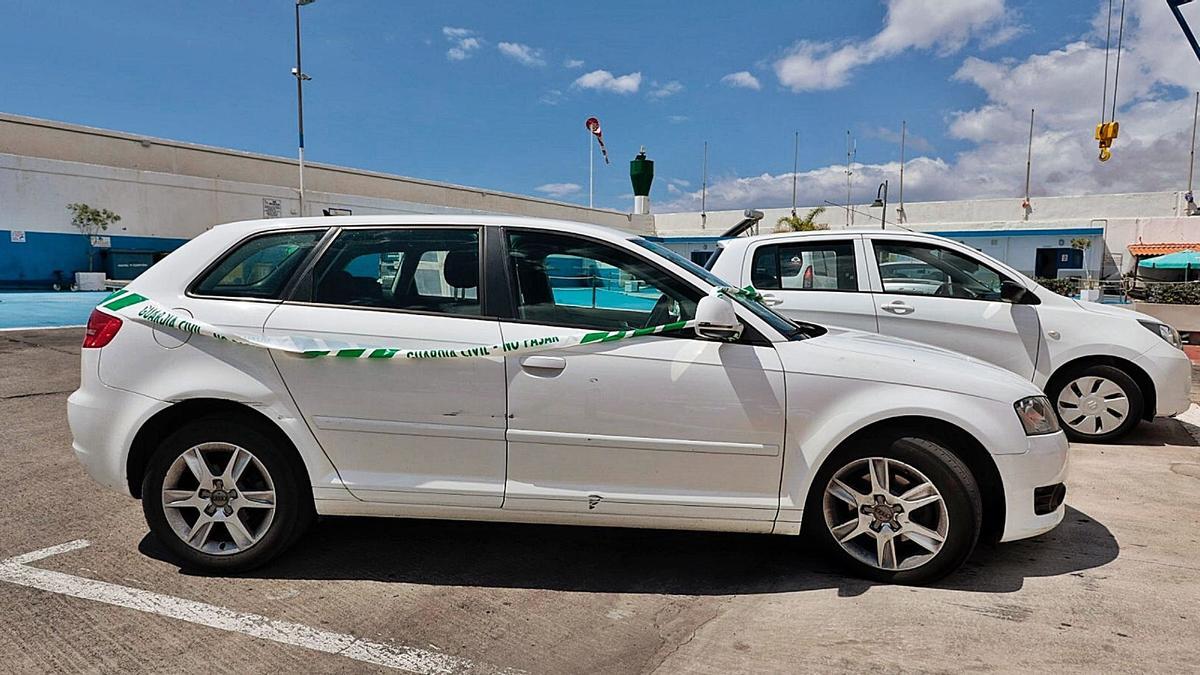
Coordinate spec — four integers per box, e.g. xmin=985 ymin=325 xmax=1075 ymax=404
xmin=880 ymin=300 xmax=915 ymax=315
xmin=520 ymin=356 xmax=567 ymax=371
xmin=760 ymin=292 xmax=783 ymax=307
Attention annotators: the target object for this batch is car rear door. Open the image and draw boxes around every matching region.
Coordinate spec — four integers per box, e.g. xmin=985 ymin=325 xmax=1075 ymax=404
xmin=744 ymin=235 xmax=878 ymax=332
xmin=866 ymin=235 xmax=1041 ymax=379
xmin=265 ymin=225 xmax=508 ymax=507
xmin=496 ymin=228 xmax=786 ymax=529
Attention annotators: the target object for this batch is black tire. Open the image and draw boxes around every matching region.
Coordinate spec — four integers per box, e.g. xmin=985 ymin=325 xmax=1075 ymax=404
xmin=142 ymin=417 xmax=312 ymax=572
xmin=804 ymin=430 xmax=983 ymax=585
xmin=1046 ymin=364 xmax=1143 ymax=443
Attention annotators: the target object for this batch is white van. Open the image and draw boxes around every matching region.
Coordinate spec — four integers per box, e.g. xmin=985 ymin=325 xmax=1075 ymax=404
xmin=708 ymin=229 xmax=1192 ymax=442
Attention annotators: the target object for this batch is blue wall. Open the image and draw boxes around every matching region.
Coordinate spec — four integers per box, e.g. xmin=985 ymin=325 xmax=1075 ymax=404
xmin=0 ymin=230 xmax=188 ymax=289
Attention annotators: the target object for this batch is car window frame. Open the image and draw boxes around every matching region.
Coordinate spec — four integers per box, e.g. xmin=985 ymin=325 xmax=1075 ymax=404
xmin=868 ymin=237 xmax=1017 ymax=303
xmin=186 ymin=227 xmax=332 ymax=303
xmin=497 ymin=226 xmax=772 ymax=345
xmin=280 ymin=224 xmax=498 ymax=321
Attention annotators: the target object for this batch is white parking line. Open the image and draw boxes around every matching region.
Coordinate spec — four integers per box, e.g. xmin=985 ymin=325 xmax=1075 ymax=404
xmin=0 ymin=540 xmax=499 ymax=674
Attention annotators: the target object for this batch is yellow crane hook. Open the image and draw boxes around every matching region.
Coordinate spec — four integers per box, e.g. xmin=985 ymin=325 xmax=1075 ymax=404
xmin=1095 ymin=121 xmax=1119 ymax=162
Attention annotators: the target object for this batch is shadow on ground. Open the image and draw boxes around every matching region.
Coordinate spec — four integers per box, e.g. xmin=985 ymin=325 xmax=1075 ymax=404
xmin=1104 ymin=417 xmax=1199 ymax=448
xmin=140 ymin=505 xmax=1117 ymax=596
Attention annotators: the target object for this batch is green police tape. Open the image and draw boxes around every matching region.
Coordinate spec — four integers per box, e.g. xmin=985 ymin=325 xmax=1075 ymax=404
xmin=96 ymin=287 xmax=762 ymax=361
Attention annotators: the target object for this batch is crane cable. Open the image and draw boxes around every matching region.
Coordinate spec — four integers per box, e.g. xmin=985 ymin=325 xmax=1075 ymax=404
xmin=1097 ymin=0 xmax=1127 ymax=161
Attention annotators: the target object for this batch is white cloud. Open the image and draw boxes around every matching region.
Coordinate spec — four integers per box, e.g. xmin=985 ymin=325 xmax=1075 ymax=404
xmin=498 ymin=42 xmax=545 ymax=67
xmin=572 ymin=69 xmax=642 ymax=94
xmin=564 ymin=58 xmax=585 ymax=69
xmin=665 ymin=2 xmax=1200 ymax=212
xmin=443 ymin=26 xmax=482 ymax=61
xmin=648 ymin=80 xmax=684 ymax=99
xmin=720 ymin=71 xmax=761 ymax=90
xmin=535 ymin=182 xmax=582 ymax=198
xmin=667 ymin=115 xmax=689 ymax=124
xmin=773 ymin=0 xmax=1019 ymax=92
xmin=539 ymin=89 xmax=564 ymax=105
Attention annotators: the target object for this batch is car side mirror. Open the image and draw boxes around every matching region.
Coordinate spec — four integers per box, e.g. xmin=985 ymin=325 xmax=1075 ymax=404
xmin=695 ymin=294 xmax=744 ymax=341
xmin=1001 ymin=279 xmax=1033 ymax=304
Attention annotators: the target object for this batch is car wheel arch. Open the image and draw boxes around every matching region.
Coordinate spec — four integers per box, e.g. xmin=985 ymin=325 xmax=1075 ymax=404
xmin=803 ymin=415 xmax=1007 ymax=544
xmin=1046 ymin=355 xmax=1155 ymax=421
xmin=126 ymin=398 xmax=309 ymax=500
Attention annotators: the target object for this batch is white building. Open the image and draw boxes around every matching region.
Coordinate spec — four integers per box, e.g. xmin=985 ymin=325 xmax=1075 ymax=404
xmin=3 ymin=111 xmax=1198 ymax=288
xmin=0 ymin=113 xmax=649 ymax=288
xmin=651 ymin=192 xmax=1200 ymax=279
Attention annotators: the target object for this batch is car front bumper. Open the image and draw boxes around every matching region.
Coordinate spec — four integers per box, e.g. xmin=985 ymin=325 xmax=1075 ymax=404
xmin=994 ymin=430 xmax=1070 ymax=542
xmin=1135 ymin=340 xmax=1192 ymax=418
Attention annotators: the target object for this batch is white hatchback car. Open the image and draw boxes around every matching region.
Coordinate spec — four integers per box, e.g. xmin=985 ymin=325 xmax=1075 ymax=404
xmin=709 ymin=229 xmax=1192 ymax=443
xmin=70 ymin=216 xmax=1068 ymax=584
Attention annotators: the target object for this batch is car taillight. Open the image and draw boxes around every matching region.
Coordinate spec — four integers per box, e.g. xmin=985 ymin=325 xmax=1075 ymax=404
xmin=802 ymin=265 xmax=814 ymax=289
xmin=83 ymin=309 xmax=122 ymax=348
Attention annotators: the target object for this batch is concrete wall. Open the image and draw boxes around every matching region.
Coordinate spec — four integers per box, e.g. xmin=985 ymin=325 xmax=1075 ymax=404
xmin=0 ymin=113 xmax=640 ymax=232
xmin=652 ymin=192 xmax=1189 ymax=236
xmin=0 ymin=113 xmax=651 ymax=287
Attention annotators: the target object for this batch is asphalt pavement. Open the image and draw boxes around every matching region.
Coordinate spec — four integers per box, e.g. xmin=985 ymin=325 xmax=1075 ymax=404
xmin=1 ymin=327 xmax=1198 ymax=673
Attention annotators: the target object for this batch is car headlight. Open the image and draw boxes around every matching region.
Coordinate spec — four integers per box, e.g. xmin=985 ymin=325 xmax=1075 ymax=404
xmin=1014 ymin=396 xmax=1061 ymax=436
xmin=1138 ymin=320 xmax=1183 ymax=350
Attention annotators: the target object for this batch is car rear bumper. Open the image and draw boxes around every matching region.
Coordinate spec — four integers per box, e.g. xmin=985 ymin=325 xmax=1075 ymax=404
xmin=67 ymin=351 xmax=168 ymax=497
xmin=1135 ymin=341 xmax=1192 ymax=418
xmin=995 ymin=430 xmax=1070 ymax=542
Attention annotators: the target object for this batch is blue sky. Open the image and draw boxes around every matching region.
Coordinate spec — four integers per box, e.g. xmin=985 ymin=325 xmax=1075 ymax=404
xmin=3 ymin=1 xmax=1200 ymax=212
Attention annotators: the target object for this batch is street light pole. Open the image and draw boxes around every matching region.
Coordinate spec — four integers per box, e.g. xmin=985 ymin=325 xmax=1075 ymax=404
xmin=872 ymin=180 xmax=889 ymax=229
xmin=293 ymin=0 xmax=314 ymax=216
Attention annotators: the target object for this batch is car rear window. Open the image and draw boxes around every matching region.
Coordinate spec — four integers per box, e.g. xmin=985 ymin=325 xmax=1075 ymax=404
xmin=192 ymin=230 xmax=323 ymax=299
xmin=751 ymin=241 xmax=858 ymax=291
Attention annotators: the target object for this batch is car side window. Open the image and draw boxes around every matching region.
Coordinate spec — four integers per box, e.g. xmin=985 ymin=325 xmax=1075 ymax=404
xmin=874 ymin=240 xmax=1005 ymax=301
xmin=751 ymin=241 xmax=858 ymax=291
xmin=302 ymin=228 xmax=481 ymax=316
xmin=192 ymin=230 xmax=323 ymax=299
xmin=506 ymin=230 xmax=700 ymax=333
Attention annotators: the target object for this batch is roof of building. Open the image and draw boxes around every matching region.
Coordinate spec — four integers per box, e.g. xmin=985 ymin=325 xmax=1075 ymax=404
xmin=1127 ymin=242 xmax=1200 ymax=256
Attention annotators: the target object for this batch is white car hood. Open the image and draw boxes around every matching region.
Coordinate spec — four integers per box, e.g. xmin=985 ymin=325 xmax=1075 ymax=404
xmin=777 ymin=327 xmax=1042 ymax=403
xmin=1072 ymin=299 xmax=1155 ymax=323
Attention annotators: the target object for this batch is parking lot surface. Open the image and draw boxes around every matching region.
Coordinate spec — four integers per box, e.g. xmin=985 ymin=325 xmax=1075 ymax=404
xmin=2 ymin=328 xmax=1199 ymax=673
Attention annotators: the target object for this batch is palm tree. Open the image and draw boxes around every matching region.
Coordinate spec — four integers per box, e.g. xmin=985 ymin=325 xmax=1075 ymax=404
xmin=775 ymin=206 xmax=828 ymax=233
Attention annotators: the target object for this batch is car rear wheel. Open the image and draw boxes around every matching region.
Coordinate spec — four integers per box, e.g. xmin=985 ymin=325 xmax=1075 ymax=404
xmin=1048 ymin=364 xmax=1143 ymax=443
xmin=806 ymin=431 xmax=982 ymax=585
xmin=142 ymin=418 xmax=311 ymax=572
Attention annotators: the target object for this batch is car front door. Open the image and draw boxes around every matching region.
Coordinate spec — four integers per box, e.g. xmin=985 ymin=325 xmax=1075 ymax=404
xmin=867 ymin=236 xmax=1041 ymax=380
xmin=745 ymin=236 xmax=878 ymax=332
xmin=265 ymin=226 xmax=508 ymax=507
xmin=497 ymin=228 xmax=786 ymax=528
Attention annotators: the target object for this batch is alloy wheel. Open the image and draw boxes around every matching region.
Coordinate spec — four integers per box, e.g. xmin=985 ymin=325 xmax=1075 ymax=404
xmin=160 ymin=442 xmax=277 ymax=555
xmin=822 ymin=457 xmax=949 ymax=571
xmin=1055 ymin=375 xmax=1129 ymax=436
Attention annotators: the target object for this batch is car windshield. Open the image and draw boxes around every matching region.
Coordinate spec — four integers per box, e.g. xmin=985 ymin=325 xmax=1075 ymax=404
xmin=631 ymin=238 xmax=824 ymax=339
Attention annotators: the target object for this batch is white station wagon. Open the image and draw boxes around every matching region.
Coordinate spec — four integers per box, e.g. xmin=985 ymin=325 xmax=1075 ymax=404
xmin=708 ymin=229 xmax=1192 ymax=443
xmin=69 ymin=216 xmax=1068 ymax=584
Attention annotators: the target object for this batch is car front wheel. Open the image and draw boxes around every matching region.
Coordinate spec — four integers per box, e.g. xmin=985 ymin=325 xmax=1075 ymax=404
xmin=1048 ymin=364 xmax=1143 ymax=443
xmin=142 ymin=418 xmax=311 ymax=572
xmin=807 ymin=432 xmax=982 ymax=585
